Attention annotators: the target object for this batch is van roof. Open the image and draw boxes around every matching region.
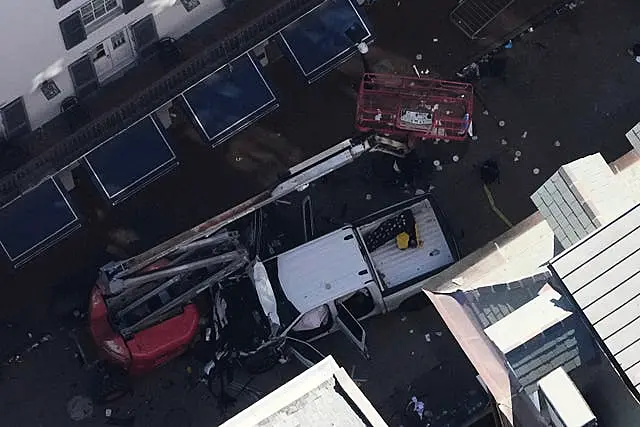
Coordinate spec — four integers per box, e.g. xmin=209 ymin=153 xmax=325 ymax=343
xmin=276 ymin=227 xmax=374 ymax=314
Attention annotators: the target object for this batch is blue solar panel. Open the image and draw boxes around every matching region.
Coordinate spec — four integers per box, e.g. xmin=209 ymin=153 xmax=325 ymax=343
xmin=0 ymin=178 xmax=79 ymax=263
xmin=279 ymin=0 xmax=373 ymax=82
xmin=84 ymin=116 xmax=176 ymax=204
xmin=182 ymin=54 xmax=278 ymax=146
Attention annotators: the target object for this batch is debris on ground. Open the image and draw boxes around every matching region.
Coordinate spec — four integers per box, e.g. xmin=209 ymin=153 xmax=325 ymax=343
xmin=67 ymin=395 xmax=94 ymax=421
xmin=533 ymin=168 xmax=541 ymax=175
xmin=409 ymin=396 xmax=426 ymax=420
xmin=435 ymin=331 xmax=443 ymax=337
xmin=425 ymin=333 xmax=431 ymax=342
xmin=554 ymin=140 xmax=561 ymax=147
xmin=482 ymin=110 xmax=489 ymax=115
xmin=452 ymin=155 xmax=460 ymax=162
xmin=415 ymin=53 xmax=422 ymax=60
xmin=409 ymin=329 xmax=414 ymax=334
xmin=504 ymin=40 xmax=513 ymax=49
xmin=521 ymin=131 xmax=528 ymax=139
xmin=498 ymin=120 xmax=506 ymax=127
xmin=365 ymin=193 xmax=372 ymax=200
xmin=515 ymin=150 xmax=522 ymax=158
xmin=500 ymin=138 xmax=508 ymax=145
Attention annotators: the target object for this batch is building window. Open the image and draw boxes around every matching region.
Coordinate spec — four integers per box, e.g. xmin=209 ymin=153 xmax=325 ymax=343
xmin=41 ymin=80 xmax=61 ymax=100
xmin=80 ymin=0 xmax=119 ymax=27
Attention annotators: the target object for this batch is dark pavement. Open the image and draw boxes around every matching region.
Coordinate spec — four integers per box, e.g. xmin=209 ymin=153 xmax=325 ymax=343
xmin=2 ymin=0 xmax=640 ymax=425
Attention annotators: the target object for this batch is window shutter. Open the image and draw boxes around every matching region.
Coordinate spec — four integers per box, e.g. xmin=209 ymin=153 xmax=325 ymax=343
xmin=131 ymin=15 xmax=159 ymax=54
xmin=69 ymin=56 xmax=99 ymax=98
xmin=122 ymin=0 xmax=144 ymax=14
xmin=1 ymin=98 xmax=31 ymax=140
xmin=53 ymin=0 xmax=72 ymax=8
xmin=59 ymin=12 xmax=87 ymax=50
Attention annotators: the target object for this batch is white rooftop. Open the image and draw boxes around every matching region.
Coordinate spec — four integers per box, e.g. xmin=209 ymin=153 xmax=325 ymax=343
xmin=221 ymin=356 xmax=386 ymax=427
xmin=549 ymin=203 xmax=640 ymax=395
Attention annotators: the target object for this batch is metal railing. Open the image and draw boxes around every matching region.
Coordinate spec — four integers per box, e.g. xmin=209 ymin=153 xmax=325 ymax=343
xmin=0 ymin=0 xmax=325 ymax=206
xmin=450 ymin=0 xmax=515 ymax=39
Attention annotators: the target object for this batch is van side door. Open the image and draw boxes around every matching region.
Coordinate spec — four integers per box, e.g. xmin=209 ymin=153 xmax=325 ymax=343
xmin=335 ymin=302 xmax=370 ymax=359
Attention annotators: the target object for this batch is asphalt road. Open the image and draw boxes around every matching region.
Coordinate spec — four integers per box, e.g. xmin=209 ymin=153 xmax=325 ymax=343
xmin=1 ymin=0 xmax=639 ymax=425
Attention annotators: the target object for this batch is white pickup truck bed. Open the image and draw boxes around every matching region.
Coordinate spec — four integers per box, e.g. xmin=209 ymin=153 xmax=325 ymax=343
xmin=357 ymin=198 xmax=454 ymax=290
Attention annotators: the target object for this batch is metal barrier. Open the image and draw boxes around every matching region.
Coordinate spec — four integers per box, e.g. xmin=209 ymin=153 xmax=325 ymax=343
xmin=0 ymin=0 xmax=325 ymax=206
xmin=450 ymin=0 xmax=515 ymax=39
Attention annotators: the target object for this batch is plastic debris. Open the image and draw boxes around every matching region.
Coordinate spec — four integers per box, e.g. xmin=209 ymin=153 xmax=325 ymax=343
xmin=27 ymin=332 xmax=33 ymax=339
xmin=414 ymin=188 xmax=426 ymax=196
xmin=67 ymin=396 xmax=94 ymax=421
xmin=409 ymin=329 xmax=414 ymax=334
xmin=412 ymin=64 xmax=420 ymax=77
xmin=452 ymin=155 xmax=460 ymax=162
xmin=533 ymin=168 xmax=540 ymax=175
xmin=435 ymin=331 xmax=443 ymax=337
xmin=433 ymin=38 xmax=439 ymax=43
xmin=504 ymin=40 xmax=513 ymax=49
xmin=554 ymin=140 xmax=561 ymax=147
xmin=365 ymin=193 xmax=372 ymax=201
xmin=105 ymin=409 xmax=112 ymax=417
xmin=410 ymin=396 xmax=426 ymax=420
xmin=415 ymin=53 xmax=422 ymax=60
xmin=482 ymin=110 xmax=489 ymax=115
xmin=521 ymin=131 xmax=528 ymax=139
xmin=498 ymin=120 xmax=506 ymax=127
xmin=410 ymin=351 xmax=415 ymax=356
xmin=501 ymin=138 xmax=508 ymax=145
xmin=433 ymin=160 xmax=441 ymax=167
xmin=515 ymin=150 xmax=522 ymax=157
xmin=514 ymin=157 xmax=520 ymax=163
xmin=425 ymin=333 xmax=431 ymax=342
xmin=471 ymin=135 xmax=478 ymax=141
xmin=528 ymin=26 xmax=534 ymax=32
xmin=400 ymin=315 xmax=408 ymax=322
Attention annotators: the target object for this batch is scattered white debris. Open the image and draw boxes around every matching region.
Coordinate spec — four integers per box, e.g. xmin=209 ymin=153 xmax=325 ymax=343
xmin=515 ymin=150 xmax=522 ymax=157
xmin=521 ymin=131 xmax=528 ymax=139
xmin=356 ymin=42 xmax=369 ymax=54
xmin=433 ymin=38 xmax=439 ymax=43
xmin=393 ymin=160 xmax=401 ymax=173
xmin=533 ymin=168 xmax=540 ymax=175
xmin=501 ymin=138 xmax=508 ymax=145
xmin=415 ymin=53 xmax=423 ymax=60
xmin=482 ymin=110 xmax=489 ymax=115
xmin=374 ymin=109 xmax=382 ymax=121
xmin=498 ymin=120 xmax=506 ymax=127
xmin=529 ymin=26 xmax=534 ymax=32
xmin=410 ymin=351 xmax=415 ymax=356
xmin=412 ymin=64 xmax=420 ymax=77
xmin=425 ymin=333 xmax=431 ymax=342
xmin=105 ymin=409 xmax=112 ymax=418
xmin=409 ymin=329 xmax=414 ymax=334
xmin=435 ymin=331 xmax=443 ymax=337
xmin=514 ymin=157 xmax=520 ymax=163
xmin=554 ymin=140 xmax=561 ymax=147
xmin=414 ymin=188 xmax=426 ymax=195
xmin=365 ymin=193 xmax=372 ymax=200
xmin=410 ymin=396 xmax=426 ymax=420
xmin=471 ymin=135 xmax=478 ymax=141
xmin=443 ymin=139 xmax=450 ymax=143
xmin=452 ymin=155 xmax=460 ymax=162
xmin=400 ymin=315 xmax=408 ymax=322
xmin=235 ymin=156 xmax=243 ymax=162
xmin=433 ymin=160 xmax=441 ymax=167
xmin=27 ymin=332 xmax=32 ymax=339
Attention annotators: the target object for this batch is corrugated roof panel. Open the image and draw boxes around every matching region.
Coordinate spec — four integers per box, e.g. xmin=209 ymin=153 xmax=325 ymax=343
xmin=549 ymin=203 xmax=640 ymax=396
xmin=550 ymin=208 xmax=640 ymax=282
xmin=583 ymin=270 xmax=640 ymax=323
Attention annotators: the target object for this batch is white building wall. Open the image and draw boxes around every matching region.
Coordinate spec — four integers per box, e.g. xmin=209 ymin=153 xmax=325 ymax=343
xmin=0 ymin=0 xmax=225 ymax=130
